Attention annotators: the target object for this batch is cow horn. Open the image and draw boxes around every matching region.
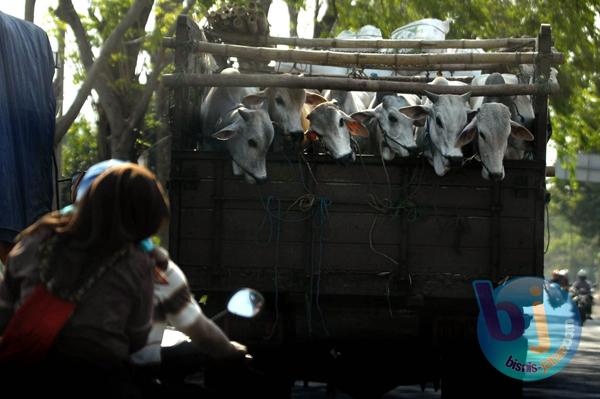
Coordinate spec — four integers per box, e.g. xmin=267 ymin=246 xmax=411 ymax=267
xmin=424 ymin=90 xmax=439 ymax=103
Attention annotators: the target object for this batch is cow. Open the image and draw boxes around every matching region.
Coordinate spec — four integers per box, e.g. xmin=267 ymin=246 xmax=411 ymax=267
xmin=455 ymin=102 xmax=534 ymax=180
xmin=304 ymin=101 xmax=370 ymax=163
xmin=241 ymin=85 xmax=328 ymax=152
xmin=398 ymin=76 xmax=473 ymax=176
xmin=321 ymin=90 xmax=375 ymax=153
xmin=470 ymin=73 xmax=536 ymax=159
xmin=350 ymin=93 xmax=424 ymax=160
xmin=200 ymin=68 xmax=275 ymax=184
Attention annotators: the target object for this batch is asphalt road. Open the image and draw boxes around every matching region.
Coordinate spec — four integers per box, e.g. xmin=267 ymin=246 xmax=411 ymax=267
xmin=291 ymin=301 xmax=600 ymax=399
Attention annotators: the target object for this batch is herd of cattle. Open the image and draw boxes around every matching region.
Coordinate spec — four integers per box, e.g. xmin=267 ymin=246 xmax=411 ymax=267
xmin=200 ymin=68 xmax=538 ymax=184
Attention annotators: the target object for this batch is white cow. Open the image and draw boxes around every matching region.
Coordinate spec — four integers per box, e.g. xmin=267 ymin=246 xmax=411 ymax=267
xmin=351 ymin=93 xmax=424 ymax=160
xmin=304 ymin=101 xmax=369 ymax=163
xmin=470 ymin=73 xmax=536 ymax=160
xmin=399 ymin=76 xmax=473 ymax=176
xmin=455 ymin=102 xmax=533 ymax=180
xmin=242 ymin=85 xmax=328 ymax=152
xmin=201 ymin=68 xmax=275 ymax=184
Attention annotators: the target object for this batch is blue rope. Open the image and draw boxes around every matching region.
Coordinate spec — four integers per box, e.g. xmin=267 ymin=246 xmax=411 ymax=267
xmin=314 ymin=197 xmax=331 ymax=336
xmin=260 ymin=195 xmax=282 ymax=340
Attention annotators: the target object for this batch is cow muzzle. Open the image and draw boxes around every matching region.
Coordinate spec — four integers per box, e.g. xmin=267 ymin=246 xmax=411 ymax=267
xmin=336 ymin=153 xmax=355 ymax=165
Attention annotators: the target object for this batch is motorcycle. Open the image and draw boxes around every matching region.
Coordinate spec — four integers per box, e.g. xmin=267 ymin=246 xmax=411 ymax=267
xmin=139 ymin=288 xmax=265 ymax=397
xmin=570 ymin=284 xmax=595 ymax=326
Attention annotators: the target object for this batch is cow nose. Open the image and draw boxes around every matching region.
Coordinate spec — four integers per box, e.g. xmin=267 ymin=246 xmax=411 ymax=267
xmin=489 ymin=172 xmax=504 ymax=181
xmin=336 ymin=153 xmax=354 ymax=165
xmin=448 ymin=156 xmax=463 ymax=167
xmin=254 ymin=176 xmax=269 ymax=185
xmin=407 ymin=145 xmax=419 ymax=155
xmin=289 ymin=130 xmax=304 ymax=142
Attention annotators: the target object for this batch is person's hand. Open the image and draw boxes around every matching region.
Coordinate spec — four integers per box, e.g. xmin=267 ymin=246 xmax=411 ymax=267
xmin=227 ymin=341 xmax=248 ymax=361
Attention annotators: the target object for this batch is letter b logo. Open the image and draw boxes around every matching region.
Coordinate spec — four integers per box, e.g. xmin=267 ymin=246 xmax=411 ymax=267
xmin=473 ymin=280 xmax=524 ymax=341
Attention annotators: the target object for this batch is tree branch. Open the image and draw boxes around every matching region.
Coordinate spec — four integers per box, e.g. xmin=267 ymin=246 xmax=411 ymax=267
xmin=114 ymin=0 xmax=198 ymax=158
xmin=25 ymin=0 xmax=36 ymax=23
xmin=54 ymin=0 xmax=154 ymax=145
xmin=55 ymin=0 xmax=126 ymax=134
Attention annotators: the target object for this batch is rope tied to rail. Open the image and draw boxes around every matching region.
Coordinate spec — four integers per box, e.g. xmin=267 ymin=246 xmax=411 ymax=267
xmin=308 ymin=196 xmax=331 ymax=337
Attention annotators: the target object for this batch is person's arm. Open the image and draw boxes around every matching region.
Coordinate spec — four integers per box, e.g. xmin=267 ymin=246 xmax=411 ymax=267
xmin=180 ymin=312 xmax=246 ymax=360
xmin=161 ymin=260 xmax=245 ymax=360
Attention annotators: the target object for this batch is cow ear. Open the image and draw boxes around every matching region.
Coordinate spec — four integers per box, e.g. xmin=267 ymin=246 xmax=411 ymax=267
xmin=305 ymin=92 xmax=328 ymax=106
xmin=350 ymin=110 xmax=376 ymax=125
xmin=467 ymin=109 xmax=479 ymax=123
xmin=461 ymin=91 xmax=472 ymax=103
xmin=212 ymin=126 xmax=238 ymax=141
xmin=402 ymin=106 xmax=428 ymax=127
xmin=510 ymin=120 xmax=534 ymax=141
xmin=346 ymin=120 xmax=370 ymax=137
xmin=237 ymin=108 xmax=253 ymax=122
xmin=242 ymin=92 xmax=266 ymax=108
xmin=399 ymin=105 xmax=431 ymax=121
xmin=455 ymin=118 xmax=478 ymax=148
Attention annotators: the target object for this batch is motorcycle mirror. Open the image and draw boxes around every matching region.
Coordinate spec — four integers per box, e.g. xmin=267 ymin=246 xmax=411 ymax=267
xmin=227 ymin=288 xmax=265 ymax=318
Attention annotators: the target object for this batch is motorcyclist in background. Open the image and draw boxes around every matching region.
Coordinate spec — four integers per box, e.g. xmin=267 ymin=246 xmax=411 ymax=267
xmin=570 ymin=269 xmax=594 ymax=322
xmin=550 ymin=268 xmax=569 ymax=291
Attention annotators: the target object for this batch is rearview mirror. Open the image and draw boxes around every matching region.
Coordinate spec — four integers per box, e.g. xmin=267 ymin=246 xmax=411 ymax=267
xmin=227 ymin=288 xmax=265 ymax=318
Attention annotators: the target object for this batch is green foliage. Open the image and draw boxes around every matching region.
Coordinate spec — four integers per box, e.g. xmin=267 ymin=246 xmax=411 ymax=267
xmin=546 ymin=181 xmax=600 ymax=280
xmin=61 ymin=117 xmax=98 ymax=178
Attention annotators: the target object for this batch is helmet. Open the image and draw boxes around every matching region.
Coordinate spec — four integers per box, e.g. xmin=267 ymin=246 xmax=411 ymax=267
xmin=577 ymin=269 xmax=587 ymax=278
xmin=551 ymin=269 xmax=561 ymax=278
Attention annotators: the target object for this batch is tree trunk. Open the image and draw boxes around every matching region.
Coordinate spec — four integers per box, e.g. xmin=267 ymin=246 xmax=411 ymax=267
xmin=314 ymin=0 xmax=337 ymax=38
xmin=288 ymin=2 xmax=299 ymax=37
xmin=25 ymin=0 xmax=36 ymax=23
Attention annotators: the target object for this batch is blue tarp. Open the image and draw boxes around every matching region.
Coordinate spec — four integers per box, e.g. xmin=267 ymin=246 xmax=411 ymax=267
xmin=0 ymin=11 xmax=55 ymax=243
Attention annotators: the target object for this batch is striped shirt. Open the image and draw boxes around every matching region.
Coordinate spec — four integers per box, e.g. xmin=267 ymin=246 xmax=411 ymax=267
xmin=130 ymin=260 xmax=202 ymax=365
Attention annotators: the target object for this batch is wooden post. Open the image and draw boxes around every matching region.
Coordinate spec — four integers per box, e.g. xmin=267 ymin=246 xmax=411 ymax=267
xmin=173 ymin=15 xmax=190 ymax=151
xmin=534 ymin=25 xmax=552 ymax=164
xmin=168 ymin=15 xmax=192 ymax=263
xmin=533 ymin=24 xmax=552 ymax=279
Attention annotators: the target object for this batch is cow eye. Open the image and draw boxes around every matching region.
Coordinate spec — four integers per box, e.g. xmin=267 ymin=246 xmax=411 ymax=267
xmin=388 ymin=115 xmax=398 ymax=123
xmin=276 ymin=97 xmax=285 ymax=106
xmin=248 ymin=139 xmax=258 ymax=148
xmin=436 ymin=116 xmax=443 ymax=128
xmin=339 ymin=118 xmax=344 ymax=127
xmin=479 ymin=131 xmax=486 ymax=141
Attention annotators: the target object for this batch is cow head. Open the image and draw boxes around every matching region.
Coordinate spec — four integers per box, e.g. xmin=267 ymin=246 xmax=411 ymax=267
xmin=455 ymin=103 xmax=534 ymax=181
xmin=352 ymin=96 xmax=424 ymax=160
xmin=212 ymin=104 xmax=275 ymax=185
xmin=305 ymin=102 xmax=369 ymax=163
xmin=400 ymin=91 xmax=472 ymax=176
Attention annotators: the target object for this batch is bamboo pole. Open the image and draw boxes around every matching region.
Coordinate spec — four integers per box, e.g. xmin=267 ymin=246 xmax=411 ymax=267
xmin=306 ymin=74 xmax=474 ymax=83
xmin=204 ymin=31 xmax=537 ymax=50
xmin=161 ymin=73 xmax=559 ymax=96
xmin=189 ymin=40 xmax=563 ymax=67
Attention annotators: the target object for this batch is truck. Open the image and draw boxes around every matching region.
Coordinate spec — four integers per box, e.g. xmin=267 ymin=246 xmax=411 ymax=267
xmin=160 ymin=15 xmax=559 ymax=398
